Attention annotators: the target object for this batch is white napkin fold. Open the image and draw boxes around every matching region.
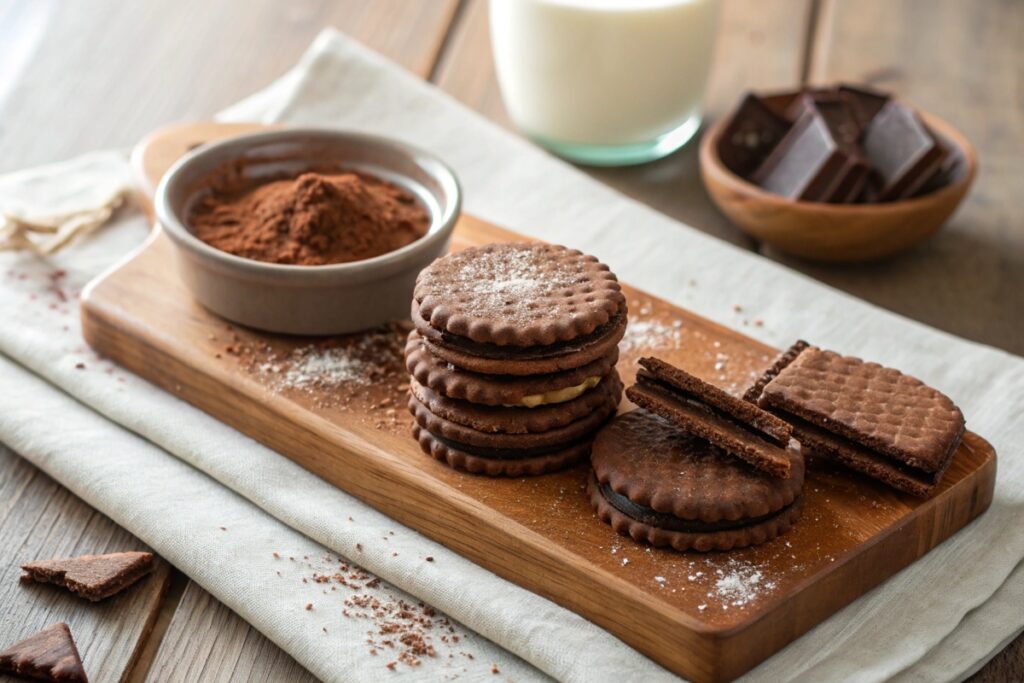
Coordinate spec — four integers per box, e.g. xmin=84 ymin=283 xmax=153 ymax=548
xmin=0 ymin=28 xmax=1021 ymax=682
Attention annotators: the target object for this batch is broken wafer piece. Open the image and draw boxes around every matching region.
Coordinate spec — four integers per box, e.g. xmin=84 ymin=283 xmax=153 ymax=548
xmin=0 ymin=622 xmax=87 ymax=682
xmin=21 ymin=551 xmax=154 ymax=602
xmin=625 ymin=357 xmax=795 ymax=478
xmin=756 ymin=346 xmax=965 ymax=497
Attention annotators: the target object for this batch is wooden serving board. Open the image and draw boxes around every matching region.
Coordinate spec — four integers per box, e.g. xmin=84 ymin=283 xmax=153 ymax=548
xmin=80 ymin=125 xmax=997 ymax=683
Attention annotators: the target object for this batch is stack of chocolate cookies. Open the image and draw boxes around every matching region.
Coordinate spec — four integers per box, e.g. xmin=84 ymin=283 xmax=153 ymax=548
xmin=406 ymin=243 xmax=626 ymax=476
xmin=589 ymin=357 xmax=804 ymax=551
xmin=746 ymin=341 xmax=966 ymax=497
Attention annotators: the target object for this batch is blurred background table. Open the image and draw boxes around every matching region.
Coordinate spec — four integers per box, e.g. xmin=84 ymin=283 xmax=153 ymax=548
xmin=0 ymin=1 xmax=1020 ymax=680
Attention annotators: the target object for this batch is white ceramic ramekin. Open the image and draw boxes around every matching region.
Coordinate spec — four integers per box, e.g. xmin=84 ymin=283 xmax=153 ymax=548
xmin=155 ymin=128 xmax=460 ymax=335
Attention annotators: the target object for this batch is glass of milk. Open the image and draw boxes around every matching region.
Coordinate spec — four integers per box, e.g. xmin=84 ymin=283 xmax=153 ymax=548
xmin=489 ymin=0 xmax=719 ymax=166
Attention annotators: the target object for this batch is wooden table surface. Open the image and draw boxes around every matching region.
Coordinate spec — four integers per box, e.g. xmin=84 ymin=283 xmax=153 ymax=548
xmin=0 ymin=1 xmax=1020 ymax=681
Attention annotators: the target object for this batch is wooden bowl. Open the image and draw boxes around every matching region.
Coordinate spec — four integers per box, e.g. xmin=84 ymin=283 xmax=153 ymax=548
xmin=699 ymin=104 xmax=977 ymax=262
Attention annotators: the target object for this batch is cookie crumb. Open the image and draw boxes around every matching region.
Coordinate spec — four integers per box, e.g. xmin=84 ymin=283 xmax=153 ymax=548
xmin=491 ymin=664 xmax=500 ymax=674
xmin=305 ymin=603 xmax=313 ymax=611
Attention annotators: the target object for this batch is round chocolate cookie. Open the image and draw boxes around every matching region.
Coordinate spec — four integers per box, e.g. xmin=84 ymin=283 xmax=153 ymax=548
xmin=409 ymin=391 xmax=618 ymax=450
xmin=409 ymin=371 xmax=622 ymax=434
xmin=413 ymin=299 xmax=627 ymax=376
xmin=590 ymin=410 xmax=804 ymax=551
xmin=414 ymin=243 xmax=625 ymax=347
xmin=412 ymin=425 xmax=592 ymax=477
xmin=405 ymin=330 xmax=620 ymax=405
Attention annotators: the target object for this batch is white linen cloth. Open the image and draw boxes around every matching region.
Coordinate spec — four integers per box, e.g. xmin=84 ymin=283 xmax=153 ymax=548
xmin=0 ymin=29 xmax=1021 ymax=682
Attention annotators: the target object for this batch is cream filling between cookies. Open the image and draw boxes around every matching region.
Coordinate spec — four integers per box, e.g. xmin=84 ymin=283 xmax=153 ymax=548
xmin=508 ymin=376 xmax=602 ymax=408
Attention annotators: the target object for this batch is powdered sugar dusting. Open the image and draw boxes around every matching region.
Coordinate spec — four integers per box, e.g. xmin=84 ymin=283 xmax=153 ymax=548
xmin=619 ymin=318 xmax=684 ymax=354
xmin=709 ymin=559 xmax=777 ymax=609
xmin=451 ymin=248 xmax=586 ymax=322
xmin=259 ymin=347 xmax=370 ymax=389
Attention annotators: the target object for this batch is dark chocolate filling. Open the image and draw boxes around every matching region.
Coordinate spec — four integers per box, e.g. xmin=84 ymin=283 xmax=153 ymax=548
xmin=429 ymin=431 xmax=590 ymax=461
xmin=777 ymin=410 xmax=943 ymax=485
xmin=598 ymin=482 xmax=792 ymax=533
xmin=419 ymin=308 xmax=626 ymax=361
xmin=636 ymin=373 xmax=788 ymax=448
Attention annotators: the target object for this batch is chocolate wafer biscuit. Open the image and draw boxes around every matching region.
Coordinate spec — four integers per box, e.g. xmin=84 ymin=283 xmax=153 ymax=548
xmin=590 ymin=410 xmax=804 ymax=551
xmin=414 ymin=243 xmax=625 ymax=347
xmin=410 ymin=372 xmax=622 ymax=434
xmin=626 ymin=357 xmax=795 ymax=478
xmin=758 ymin=346 xmax=965 ymax=497
xmin=405 ymin=330 xmax=619 ymax=406
xmin=743 ymin=339 xmax=810 ymax=402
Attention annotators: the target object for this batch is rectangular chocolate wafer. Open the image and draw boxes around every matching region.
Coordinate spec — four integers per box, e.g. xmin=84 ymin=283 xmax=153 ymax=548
xmin=626 ymin=357 xmax=795 ymax=478
xmin=757 ymin=346 xmax=966 ymax=497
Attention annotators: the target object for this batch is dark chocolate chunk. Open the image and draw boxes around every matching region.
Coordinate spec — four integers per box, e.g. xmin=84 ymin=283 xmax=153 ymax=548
xmin=0 ymin=623 xmax=87 ymax=682
xmin=751 ymin=110 xmax=855 ymax=201
xmin=718 ymin=94 xmax=792 ymax=177
xmin=862 ymin=102 xmax=947 ymax=200
xmin=838 ymin=84 xmax=892 ymax=128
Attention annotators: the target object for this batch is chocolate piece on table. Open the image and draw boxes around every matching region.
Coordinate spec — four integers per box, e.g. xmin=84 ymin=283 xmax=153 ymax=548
xmin=750 ymin=109 xmax=859 ymax=202
xmin=21 ymin=551 xmax=154 ymax=602
xmin=838 ymin=84 xmax=892 ymax=128
xmin=626 ymin=357 xmax=795 ymax=478
xmin=0 ymin=623 xmax=88 ymax=683
xmin=757 ymin=346 xmax=966 ymax=497
xmin=862 ymin=101 xmax=947 ymax=200
xmin=717 ymin=93 xmax=792 ymax=177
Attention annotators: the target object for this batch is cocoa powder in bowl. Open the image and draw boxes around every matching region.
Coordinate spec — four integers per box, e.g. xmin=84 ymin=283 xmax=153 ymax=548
xmin=188 ymin=168 xmax=431 ymax=266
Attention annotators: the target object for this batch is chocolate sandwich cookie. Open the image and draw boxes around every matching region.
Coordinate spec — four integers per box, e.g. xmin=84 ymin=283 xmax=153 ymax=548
xmin=750 ymin=344 xmax=965 ymax=497
xmin=409 ymin=386 xmax=618 ymax=451
xmin=405 ymin=330 xmax=619 ymax=406
xmin=626 ymin=357 xmax=795 ymax=478
xmin=410 ymin=372 xmax=622 ymax=434
xmin=406 ymin=241 xmax=628 ymax=475
xmin=412 ymin=243 xmax=627 ymax=375
xmin=413 ymin=300 xmax=627 ymax=376
xmin=589 ymin=410 xmax=804 ymax=551
xmin=413 ymin=424 xmax=593 ymax=477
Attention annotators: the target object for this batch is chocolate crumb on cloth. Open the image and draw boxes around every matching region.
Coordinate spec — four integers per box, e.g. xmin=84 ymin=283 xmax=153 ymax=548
xmin=0 ymin=622 xmax=87 ymax=683
xmin=21 ymin=551 xmax=154 ymax=602
xmin=405 ymin=243 xmax=626 ymax=475
xmin=589 ymin=410 xmax=804 ymax=552
xmin=626 ymin=357 xmax=795 ymax=478
xmin=748 ymin=343 xmax=965 ymax=497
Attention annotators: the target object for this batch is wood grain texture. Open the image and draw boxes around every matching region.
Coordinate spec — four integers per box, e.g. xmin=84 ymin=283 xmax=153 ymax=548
xmin=778 ymin=0 xmax=1024 ymax=354
xmin=432 ymin=0 xmax=814 ymax=248
xmin=0 ymin=445 xmax=171 ymax=683
xmin=0 ymin=0 xmax=459 ymax=173
xmin=79 ymin=213 xmax=996 ymax=682
xmin=144 ymin=582 xmax=316 ymax=683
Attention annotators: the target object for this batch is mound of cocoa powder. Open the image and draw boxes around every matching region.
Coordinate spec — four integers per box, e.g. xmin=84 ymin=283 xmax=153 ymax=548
xmin=189 ymin=170 xmax=430 ymax=265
